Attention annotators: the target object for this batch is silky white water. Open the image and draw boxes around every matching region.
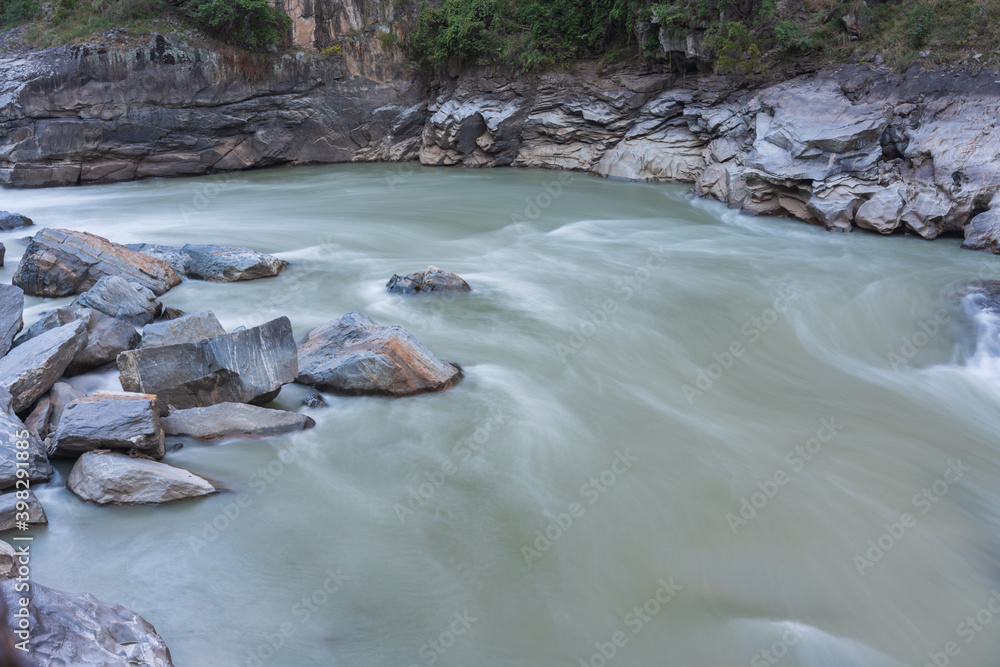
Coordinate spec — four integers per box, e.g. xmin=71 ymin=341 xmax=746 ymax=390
xmin=2 ymin=164 xmax=1000 ymax=667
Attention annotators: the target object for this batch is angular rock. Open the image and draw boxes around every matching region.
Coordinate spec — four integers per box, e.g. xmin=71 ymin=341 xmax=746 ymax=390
xmin=15 ymin=307 xmax=140 ymax=375
xmin=24 ymin=396 xmax=51 ymax=438
xmin=141 ymin=311 xmax=226 ymax=348
xmin=302 ymin=394 xmax=328 ymax=408
xmin=129 ymin=243 xmax=288 ymax=282
xmin=162 ymin=403 xmax=316 ymax=439
xmin=118 ymin=317 xmax=297 ymax=410
xmin=48 ymin=381 xmax=86 ymax=434
xmin=297 ymin=312 xmax=463 ymax=397
xmin=52 ymin=392 xmax=164 ymax=458
xmin=0 ymin=491 xmax=46 ymax=532
xmin=856 ymin=186 xmax=905 ymax=234
xmin=0 ymin=321 xmax=87 ymax=414
xmin=12 ymin=228 xmax=180 ymax=297
xmin=0 ymin=540 xmax=15 ymax=578
xmin=73 ymin=274 xmax=162 ymax=326
xmin=1 ymin=579 xmax=175 ymax=666
xmin=0 ymin=284 xmax=23 ymax=358
xmin=0 ymin=387 xmax=51 ymax=489
xmin=900 ymin=192 xmax=951 ymax=239
xmin=67 ymin=451 xmax=215 ymax=504
xmin=0 ymin=211 xmax=32 ymax=230
xmin=387 ymin=266 xmax=471 ymax=295
xmin=963 ymin=209 xmax=1000 ymax=254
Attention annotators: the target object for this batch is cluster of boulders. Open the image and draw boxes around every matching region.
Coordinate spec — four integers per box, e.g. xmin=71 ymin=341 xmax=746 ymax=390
xmin=0 ymin=218 xmax=472 ymax=664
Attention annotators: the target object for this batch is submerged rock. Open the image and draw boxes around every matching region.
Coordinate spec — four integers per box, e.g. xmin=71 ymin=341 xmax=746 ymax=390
xmin=302 ymin=393 xmax=328 ymax=409
xmin=67 ymin=450 xmax=216 ymax=504
xmin=52 ymin=392 xmax=165 ymax=458
xmin=297 ymin=312 xmax=462 ymax=396
xmin=129 ymin=243 xmax=288 ymax=282
xmin=141 ymin=310 xmax=226 ymax=348
xmin=162 ymin=402 xmax=316 ymax=439
xmin=118 ymin=317 xmax=297 ymax=410
xmin=73 ymin=274 xmax=162 ymax=326
xmin=387 ymin=266 xmax=471 ymax=295
xmin=0 ymin=388 xmax=51 ymax=490
xmin=0 ymin=490 xmax=46 ymax=532
xmin=12 ymin=228 xmax=180 ymax=297
xmin=0 ymin=284 xmax=23 ymax=358
xmin=0 ymin=320 xmax=86 ymax=414
xmin=0 ymin=211 xmax=32 ymax=230
xmin=1 ymin=579 xmax=175 ymax=666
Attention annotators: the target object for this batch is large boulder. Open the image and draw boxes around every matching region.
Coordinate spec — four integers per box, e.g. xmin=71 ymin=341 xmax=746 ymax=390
xmin=118 ymin=317 xmax=297 ymax=410
xmin=0 ymin=285 xmax=23 ymax=358
xmin=73 ymin=275 xmax=162 ymax=326
xmin=47 ymin=382 xmax=86 ymax=434
xmin=14 ymin=307 xmax=140 ymax=375
xmin=0 ymin=491 xmax=46 ymax=532
xmin=0 ymin=321 xmax=87 ymax=414
xmin=0 ymin=388 xmax=51 ymax=490
xmin=297 ymin=312 xmax=463 ymax=397
xmin=962 ymin=209 xmax=1000 ymax=254
xmin=141 ymin=311 xmax=226 ymax=348
xmin=162 ymin=402 xmax=316 ymax=439
xmin=52 ymin=392 xmax=164 ymax=458
xmin=856 ymin=185 xmax=905 ymax=234
xmin=67 ymin=451 xmax=216 ymax=504
xmin=0 ymin=211 xmax=32 ymax=230
xmin=386 ymin=266 xmax=471 ymax=295
xmin=129 ymin=243 xmax=287 ymax=282
xmin=12 ymin=228 xmax=180 ymax=297
xmin=1 ymin=579 xmax=175 ymax=666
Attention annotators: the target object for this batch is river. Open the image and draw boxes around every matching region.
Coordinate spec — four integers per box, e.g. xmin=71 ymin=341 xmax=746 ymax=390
xmin=2 ymin=164 xmax=1000 ymax=667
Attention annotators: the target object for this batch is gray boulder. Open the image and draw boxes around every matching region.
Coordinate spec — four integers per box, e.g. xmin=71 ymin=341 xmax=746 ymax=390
xmin=0 ymin=211 xmax=32 ymax=230
xmin=856 ymin=186 xmax=905 ymax=234
xmin=73 ymin=274 xmax=162 ymax=326
xmin=67 ymin=451 xmax=216 ymax=504
xmin=387 ymin=266 xmax=471 ymax=295
xmin=962 ymin=209 xmax=1000 ymax=254
xmin=129 ymin=243 xmax=287 ymax=282
xmin=118 ymin=317 xmax=297 ymax=410
xmin=141 ymin=311 xmax=226 ymax=348
xmin=0 ymin=284 xmax=23 ymax=358
xmin=0 ymin=491 xmax=46 ymax=532
xmin=15 ymin=307 xmax=140 ymax=375
xmin=0 ymin=387 xmax=51 ymax=490
xmin=12 ymin=228 xmax=180 ymax=297
xmin=297 ymin=312 xmax=463 ymax=397
xmin=47 ymin=382 xmax=86 ymax=434
xmin=23 ymin=396 xmax=51 ymax=438
xmin=162 ymin=402 xmax=316 ymax=439
xmin=52 ymin=392 xmax=164 ymax=458
xmin=0 ymin=321 xmax=87 ymax=414
xmin=1 ymin=579 xmax=175 ymax=666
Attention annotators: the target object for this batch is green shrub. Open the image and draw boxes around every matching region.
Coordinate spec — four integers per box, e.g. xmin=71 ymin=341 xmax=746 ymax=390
xmin=774 ymin=19 xmax=812 ymax=51
xmin=0 ymin=0 xmax=40 ymax=27
xmin=380 ymin=30 xmax=399 ymax=49
xmin=906 ymin=4 xmax=933 ymax=48
xmin=705 ymin=20 xmax=767 ymax=77
xmin=180 ymin=0 xmax=288 ymax=52
xmin=320 ymin=44 xmax=343 ymax=57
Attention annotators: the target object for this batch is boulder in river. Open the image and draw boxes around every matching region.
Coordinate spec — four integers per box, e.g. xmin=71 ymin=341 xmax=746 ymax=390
xmin=12 ymin=228 xmax=180 ymax=297
xmin=118 ymin=316 xmax=297 ymax=410
xmin=141 ymin=310 xmax=226 ymax=348
xmin=387 ymin=265 xmax=471 ymax=295
xmin=297 ymin=312 xmax=463 ymax=396
xmin=47 ymin=381 xmax=86 ymax=434
xmin=73 ymin=274 xmax=163 ymax=326
xmin=0 ymin=387 xmax=51 ymax=490
xmin=15 ymin=306 xmax=141 ymax=375
xmin=0 ymin=320 xmax=86 ymax=414
xmin=24 ymin=396 xmax=51 ymax=438
xmin=129 ymin=243 xmax=288 ymax=282
xmin=0 ymin=284 xmax=23 ymax=358
xmin=52 ymin=392 xmax=165 ymax=458
xmin=68 ymin=450 xmax=216 ymax=504
xmin=962 ymin=209 xmax=1000 ymax=254
xmin=1 ymin=579 xmax=175 ymax=666
xmin=0 ymin=490 xmax=46 ymax=532
xmin=162 ymin=402 xmax=315 ymax=439
xmin=0 ymin=211 xmax=32 ymax=230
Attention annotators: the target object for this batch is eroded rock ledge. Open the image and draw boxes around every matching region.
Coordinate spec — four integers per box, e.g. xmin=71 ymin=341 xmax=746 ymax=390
xmin=2 ymin=32 xmax=1000 ymax=243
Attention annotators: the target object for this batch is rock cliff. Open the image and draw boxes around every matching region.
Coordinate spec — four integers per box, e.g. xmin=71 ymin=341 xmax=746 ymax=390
xmin=2 ymin=10 xmax=1000 ymax=245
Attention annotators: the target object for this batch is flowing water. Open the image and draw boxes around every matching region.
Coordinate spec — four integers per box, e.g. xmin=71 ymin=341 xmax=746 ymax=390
xmin=3 ymin=165 xmax=1000 ymax=667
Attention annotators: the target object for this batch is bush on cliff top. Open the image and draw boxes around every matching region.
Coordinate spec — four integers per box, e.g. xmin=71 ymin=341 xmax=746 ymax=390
xmin=0 ymin=0 xmax=39 ymax=29
xmin=179 ymin=0 xmax=288 ymax=52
